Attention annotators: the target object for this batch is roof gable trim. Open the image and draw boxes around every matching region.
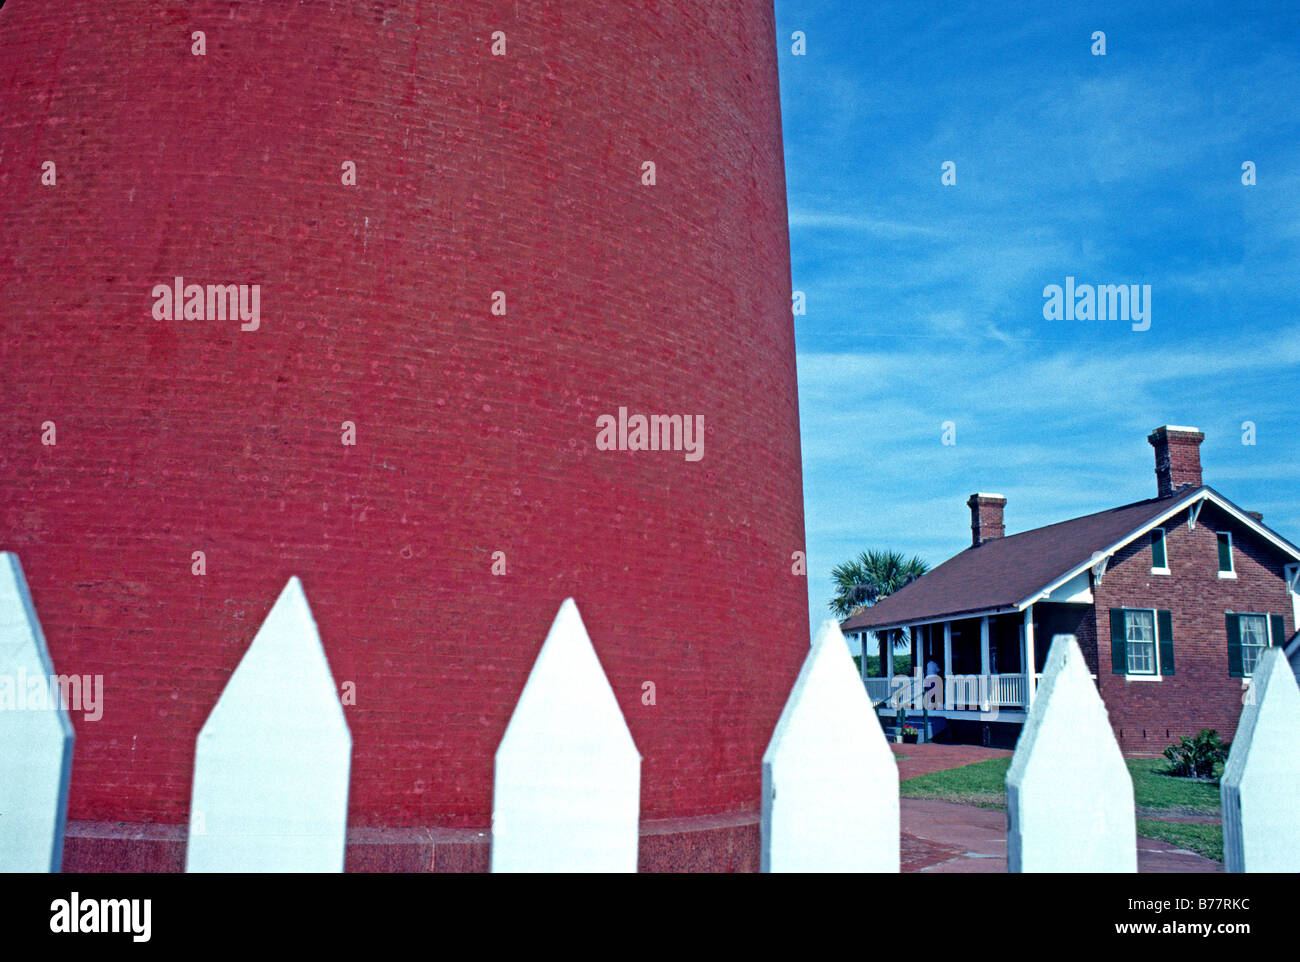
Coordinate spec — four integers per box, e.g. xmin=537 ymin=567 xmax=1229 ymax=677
xmin=1018 ymin=488 xmax=1300 ymax=610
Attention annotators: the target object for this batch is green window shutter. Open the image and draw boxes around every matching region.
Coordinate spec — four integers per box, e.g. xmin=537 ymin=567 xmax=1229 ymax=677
xmin=1157 ymin=610 xmax=1175 ymax=675
xmin=1217 ymin=533 xmax=1232 ymax=571
xmin=1110 ymin=608 xmax=1127 ymax=674
xmin=1270 ymin=614 xmax=1286 ymax=647
xmin=1226 ymin=613 xmax=1243 ymax=677
xmin=1151 ymin=529 xmax=1166 ymax=568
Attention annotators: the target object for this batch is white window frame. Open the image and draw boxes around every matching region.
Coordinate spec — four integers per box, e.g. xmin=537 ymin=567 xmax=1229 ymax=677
xmin=1123 ymin=608 xmax=1161 ymax=681
xmin=1238 ymin=612 xmax=1270 ymax=678
xmin=1150 ymin=527 xmax=1170 ymax=575
xmin=1217 ymin=530 xmax=1236 ymax=579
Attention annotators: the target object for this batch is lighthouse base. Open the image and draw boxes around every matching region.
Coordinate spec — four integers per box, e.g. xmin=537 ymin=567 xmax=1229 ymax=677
xmin=60 ymin=813 xmax=761 ymax=873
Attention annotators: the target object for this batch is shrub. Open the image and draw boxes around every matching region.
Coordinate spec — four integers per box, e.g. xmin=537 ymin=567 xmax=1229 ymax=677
xmin=1162 ymin=729 xmax=1229 ymax=780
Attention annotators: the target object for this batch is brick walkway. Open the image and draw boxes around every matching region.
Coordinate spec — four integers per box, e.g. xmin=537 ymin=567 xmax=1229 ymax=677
xmin=890 ymin=742 xmax=1011 ymax=779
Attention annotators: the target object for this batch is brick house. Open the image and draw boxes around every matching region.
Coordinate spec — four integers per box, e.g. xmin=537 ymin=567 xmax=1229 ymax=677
xmin=841 ymin=426 xmax=1300 ymax=752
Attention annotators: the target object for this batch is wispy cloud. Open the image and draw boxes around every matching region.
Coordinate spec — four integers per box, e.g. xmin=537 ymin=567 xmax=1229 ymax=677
xmin=776 ymin=1 xmax=1300 ymax=630
xmin=787 ymin=209 xmax=942 ymax=238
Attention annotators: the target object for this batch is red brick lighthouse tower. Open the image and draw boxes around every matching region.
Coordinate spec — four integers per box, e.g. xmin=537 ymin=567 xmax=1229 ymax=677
xmin=0 ymin=0 xmax=807 ymax=870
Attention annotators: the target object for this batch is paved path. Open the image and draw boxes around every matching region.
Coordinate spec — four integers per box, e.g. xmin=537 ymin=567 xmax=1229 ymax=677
xmin=889 ymin=742 xmax=1221 ymax=872
xmin=900 ymin=799 xmax=1221 ymax=872
xmin=890 ymin=742 xmax=1010 ymax=779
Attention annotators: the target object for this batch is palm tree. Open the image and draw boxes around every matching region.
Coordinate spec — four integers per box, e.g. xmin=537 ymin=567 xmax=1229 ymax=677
xmin=828 ymin=549 xmax=929 ymax=618
xmin=832 ymin=549 xmax=930 ymax=691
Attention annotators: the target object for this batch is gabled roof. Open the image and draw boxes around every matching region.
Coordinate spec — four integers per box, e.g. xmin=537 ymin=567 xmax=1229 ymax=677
xmin=840 ymin=486 xmax=1300 ymax=632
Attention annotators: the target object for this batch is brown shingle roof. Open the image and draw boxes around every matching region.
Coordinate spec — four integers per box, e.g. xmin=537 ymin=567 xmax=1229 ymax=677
xmin=840 ymin=490 xmax=1199 ymax=631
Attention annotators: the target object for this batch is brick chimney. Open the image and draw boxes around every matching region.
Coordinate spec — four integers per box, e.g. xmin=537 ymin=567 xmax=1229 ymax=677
xmin=1147 ymin=425 xmax=1204 ymax=498
xmin=967 ymin=493 xmax=1006 ymax=547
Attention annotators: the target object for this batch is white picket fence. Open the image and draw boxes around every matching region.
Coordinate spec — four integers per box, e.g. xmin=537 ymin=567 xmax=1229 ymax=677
xmin=1 ymin=548 xmax=1296 ymax=873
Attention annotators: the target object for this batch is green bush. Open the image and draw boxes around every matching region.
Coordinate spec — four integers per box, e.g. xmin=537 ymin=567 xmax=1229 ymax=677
xmin=1162 ymin=729 xmax=1229 ymax=780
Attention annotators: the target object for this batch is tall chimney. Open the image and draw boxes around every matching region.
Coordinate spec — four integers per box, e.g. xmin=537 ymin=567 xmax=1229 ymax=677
xmin=1147 ymin=425 xmax=1204 ymax=498
xmin=967 ymin=493 xmax=1007 ymax=547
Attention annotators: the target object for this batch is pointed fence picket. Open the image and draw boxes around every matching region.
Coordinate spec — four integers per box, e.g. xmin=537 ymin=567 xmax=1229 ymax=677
xmin=3 ymin=550 xmax=1299 ymax=874
xmin=491 ymin=598 xmax=641 ymax=872
xmin=185 ymin=577 xmax=352 ymax=872
xmin=0 ymin=553 xmax=74 ymax=872
xmin=763 ymin=619 xmax=898 ymax=872
xmin=1007 ymin=634 xmax=1136 ymax=872
xmin=1221 ymin=647 xmax=1300 ymax=872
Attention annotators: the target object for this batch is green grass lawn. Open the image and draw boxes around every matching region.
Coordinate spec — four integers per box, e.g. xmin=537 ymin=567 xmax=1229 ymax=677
xmin=900 ymin=756 xmax=1010 ymax=808
xmin=1127 ymin=758 xmax=1221 ymax=817
xmin=1135 ymin=820 xmax=1223 ymax=862
xmin=898 ymin=754 xmax=1223 ymax=859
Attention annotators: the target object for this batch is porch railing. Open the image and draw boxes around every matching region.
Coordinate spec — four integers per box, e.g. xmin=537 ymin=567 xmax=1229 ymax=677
xmin=863 ymin=672 xmax=1040 ymax=711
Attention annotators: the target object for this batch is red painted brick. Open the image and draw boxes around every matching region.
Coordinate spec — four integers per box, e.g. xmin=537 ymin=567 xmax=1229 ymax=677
xmin=0 ymin=0 xmax=808 ymax=860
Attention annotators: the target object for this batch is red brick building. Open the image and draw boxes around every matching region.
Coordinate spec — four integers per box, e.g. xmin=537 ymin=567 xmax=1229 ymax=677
xmin=842 ymin=426 xmax=1299 ymax=752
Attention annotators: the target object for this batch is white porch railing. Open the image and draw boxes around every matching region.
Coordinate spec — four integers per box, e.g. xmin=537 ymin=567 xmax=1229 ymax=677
xmin=864 ymin=678 xmax=892 ymax=704
xmin=986 ymin=673 xmax=1026 ymax=709
xmin=865 ymin=673 xmax=1034 ymax=711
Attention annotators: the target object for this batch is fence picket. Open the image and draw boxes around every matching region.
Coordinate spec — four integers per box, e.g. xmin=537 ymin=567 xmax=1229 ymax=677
xmin=1222 ymin=647 xmax=1300 ymax=872
xmin=1006 ymin=634 xmax=1136 ymax=872
xmin=0 ymin=553 xmax=74 ymax=872
xmin=185 ymin=577 xmax=351 ymax=872
xmin=763 ymin=619 xmax=899 ymax=872
xmin=491 ymin=598 xmax=640 ymax=872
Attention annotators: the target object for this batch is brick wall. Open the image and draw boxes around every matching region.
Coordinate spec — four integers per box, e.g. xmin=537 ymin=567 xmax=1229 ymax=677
xmin=0 ymin=0 xmax=808 ymax=836
xmin=1093 ymin=502 xmax=1293 ymax=752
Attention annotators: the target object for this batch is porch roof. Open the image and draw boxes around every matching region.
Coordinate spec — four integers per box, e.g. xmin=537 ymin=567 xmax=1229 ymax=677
xmin=840 ymin=485 xmax=1277 ymax=632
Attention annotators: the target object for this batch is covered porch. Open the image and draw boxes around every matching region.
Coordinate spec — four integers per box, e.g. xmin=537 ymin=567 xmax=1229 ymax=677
xmin=852 ymin=600 xmax=1097 ymax=717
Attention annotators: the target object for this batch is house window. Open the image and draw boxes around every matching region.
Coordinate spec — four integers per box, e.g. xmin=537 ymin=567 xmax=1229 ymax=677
xmin=1151 ymin=528 xmax=1168 ymax=572
xmin=1217 ymin=531 xmax=1235 ymax=577
xmin=1111 ymin=607 xmax=1175 ymax=677
xmin=1227 ymin=612 xmax=1284 ymax=678
xmin=1239 ymin=615 xmax=1268 ymax=677
xmin=1125 ymin=609 xmax=1157 ymax=675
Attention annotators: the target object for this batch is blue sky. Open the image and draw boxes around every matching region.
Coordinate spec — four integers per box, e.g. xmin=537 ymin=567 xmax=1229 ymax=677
xmin=773 ymin=1 xmax=1300 ymax=634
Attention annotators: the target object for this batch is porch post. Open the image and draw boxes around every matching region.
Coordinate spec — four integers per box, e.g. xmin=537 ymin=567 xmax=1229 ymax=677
xmin=1023 ymin=605 xmax=1037 ymax=708
xmin=942 ymin=620 xmax=953 ymax=710
xmin=980 ymin=616 xmax=991 ymax=711
xmin=883 ymin=629 xmax=895 ymax=678
xmin=908 ymin=625 xmax=917 ymax=707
